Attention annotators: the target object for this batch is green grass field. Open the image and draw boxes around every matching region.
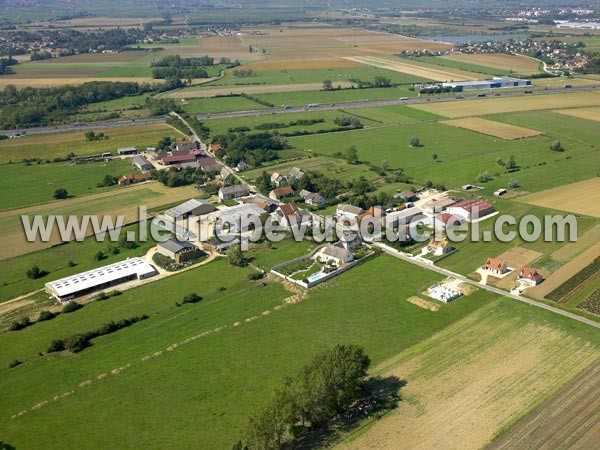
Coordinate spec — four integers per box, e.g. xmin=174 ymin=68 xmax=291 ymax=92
xmin=198 ymin=65 xmax=431 ymax=88
xmin=0 ymin=253 xmax=492 ymax=449
xmin=0 ymin=159 xmax=132 ymax=210
xmin=205 ymin=109 xmax=380 ymax=136
xmin=182 ymin=96 xmax=273 ymax=115
xmin=0 ymin=124 xmax=184 ymax=164
xmin=288 ymin=112 xmax=600 ymax=194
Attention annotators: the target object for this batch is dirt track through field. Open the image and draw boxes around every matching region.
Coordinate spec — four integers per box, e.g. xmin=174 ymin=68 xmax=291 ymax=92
xmin=485 ymin=358 xmax=600 ymax=450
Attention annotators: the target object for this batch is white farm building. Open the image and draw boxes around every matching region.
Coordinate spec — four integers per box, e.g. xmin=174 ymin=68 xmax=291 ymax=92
xmin=45 ymin=257 xmax=157 ymax=302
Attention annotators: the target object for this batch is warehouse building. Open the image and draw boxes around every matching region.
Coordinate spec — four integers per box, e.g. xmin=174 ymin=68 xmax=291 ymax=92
xmin=442 ymin=77 xmax=531 ymax=91
xmin=45 ymin=258 xmax=157 ymax=302
xmin=132 ymin=155 xmax=153 ymax=171
xmin=157 ymin=238 xmax=204 ymax=263
xmin=164 ymin=199 xmax=216 ymax=221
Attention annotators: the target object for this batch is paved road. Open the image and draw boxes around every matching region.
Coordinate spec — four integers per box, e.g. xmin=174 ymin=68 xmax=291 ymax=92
xmin=2 ymin=84 xmax=599 ymax=136
xmin=375 ymin=242 xmax=600 ymax=330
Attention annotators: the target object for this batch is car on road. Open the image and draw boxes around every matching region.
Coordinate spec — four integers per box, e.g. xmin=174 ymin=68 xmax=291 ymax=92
xmin=399 ymin=97 xmax=409 ymax=101
xmin=524 ymin=90 xmax=533 ymax=94
xmin=477 ymin=94 xmax=487 ymax=97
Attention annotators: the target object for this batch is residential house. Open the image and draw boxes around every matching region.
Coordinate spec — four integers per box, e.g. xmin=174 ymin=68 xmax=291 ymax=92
xmin=427 ymin=237 xmax=453 ymax=256
xmin=447 ymin=199 xmax=495 ymax=222
xmin=518 ymin=267 xmax=544 ymax=285
xmin=270 ymin=172 xmax=287 ymax=187
xmin=219 ymin=184 xmax=250 ymax=201
xmin=243 ymin=196 xmax=278 ymax=213
xmin=315 ymin=243 xmax=353 ymax=267
xmin=288 ymin=167 xmax=305 ymax=180
xmin=220 ymin=167 xmax=231 ymax=181
xmin=276 ymin=201 xmax=312 ymax=227
xmin=236 ymin=161 xmax=252 ymax=172
xmin=269 ymin=186 xmax=294 ymax=201
xmin=197 ymin=156 xmax=221 ymax=174
xmin=482 ymin=258 xmax=508 ymax=275
xmin=299 ymin=190 xmax=326 ymax=207
xmin=118 ymin=173 xmax=152 ymax=186
xmin=336 ymin=204 xmax=364 ymax=220
xmin=157 ymin=238 xmax=204 ymax=263
xmin=209 ymin=143 xmax=222 ymax=152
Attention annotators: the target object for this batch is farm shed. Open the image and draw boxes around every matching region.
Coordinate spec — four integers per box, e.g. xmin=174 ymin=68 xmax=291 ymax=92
xmin=157 ymin=238 xmax=204 ymax=263
xmin=165 ymin=199 xmax=216 ymax=221
xmin=45 ymin=257 xmax=157 ymax=302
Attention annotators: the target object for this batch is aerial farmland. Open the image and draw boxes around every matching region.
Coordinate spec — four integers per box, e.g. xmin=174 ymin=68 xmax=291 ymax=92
xmin=0 ymin=2 xmax=599 ymax=450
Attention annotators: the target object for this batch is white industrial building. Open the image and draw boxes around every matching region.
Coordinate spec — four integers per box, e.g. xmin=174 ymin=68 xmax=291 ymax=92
xmin=442 ymin=77 xmax=531 ymax=91
xmin=45 ymin=258 xmax=157 ymax=302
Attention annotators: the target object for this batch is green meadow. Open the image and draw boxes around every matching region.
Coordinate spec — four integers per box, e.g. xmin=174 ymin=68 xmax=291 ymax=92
xmin=288 ymin=110 xmax=600 ymax=194
xmin=0 ymin=254 xmax=493 ymax=449
xmin=0 ymin=159 xmax=132 ymax=210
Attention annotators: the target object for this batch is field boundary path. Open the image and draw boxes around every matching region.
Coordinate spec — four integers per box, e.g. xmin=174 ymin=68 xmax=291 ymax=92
xmin=374 ymin=242 xmax=600 ymax=329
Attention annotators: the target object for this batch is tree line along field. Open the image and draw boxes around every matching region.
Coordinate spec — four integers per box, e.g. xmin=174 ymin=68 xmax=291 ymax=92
xmin=0 ymin=123 xmax=184 ymax=164
xmin=0 ymin=254 xmax=486 ymax=449
xmin=2 ymin=253 xmax=599 ymax=450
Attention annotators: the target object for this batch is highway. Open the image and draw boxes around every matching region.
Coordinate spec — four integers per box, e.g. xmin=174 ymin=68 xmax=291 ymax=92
xmin=2 ymin=84 xmax=599 ymax=137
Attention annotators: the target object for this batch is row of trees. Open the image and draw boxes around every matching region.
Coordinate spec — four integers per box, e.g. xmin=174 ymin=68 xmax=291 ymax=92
xmin=239 ymin=345 xmax=371 ymax=450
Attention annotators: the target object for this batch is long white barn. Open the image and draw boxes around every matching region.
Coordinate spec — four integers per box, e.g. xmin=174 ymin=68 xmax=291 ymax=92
xmin=45 ymin=257 xmax=157 ymax=302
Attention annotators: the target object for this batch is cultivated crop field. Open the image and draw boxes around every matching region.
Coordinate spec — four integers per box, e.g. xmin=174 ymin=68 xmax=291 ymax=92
xmin=441 ymin=52 xmax=540 ymax=74
xmin=343 ymin=55 xmax=485 ymax=81
xmin=336 ymin=300 xmax=600 ymax=450
xmin=554 ymin=106 xmax=600 ymax=122
xmin=486 ymin=359 xmax=600 ymax=450
xmin=411 ymin=91 xmax=600 ymax=118
xmin=441 ymin=117 xmax=542 ymax=140
xmin=0 ymin=123 xmax=184 ymax=164
xmin=168 ymin=82 xmax=354 ymax=98
xmin=518 ymin=178 xmax=600 ymax=218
